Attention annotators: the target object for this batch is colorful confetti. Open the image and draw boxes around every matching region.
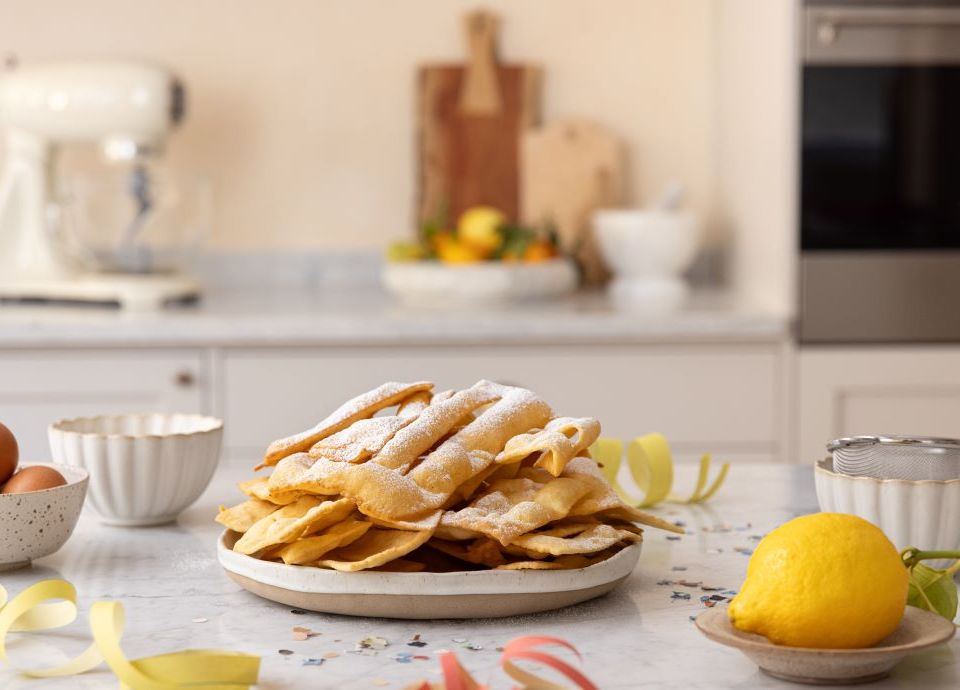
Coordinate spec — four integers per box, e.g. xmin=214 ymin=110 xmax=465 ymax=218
xmin=357 ymin=636 xmax=389 ymax=651
xmin=191 ymin=617 xmax=208 ymax=624
xmin=292 ymin=626 xmax=319 ymax=641
xmin=734 ymin=547 xmax=754 ymax=556
xmin=671 ymin=591 xmax=691 ymax=601
xmin=302 ymin=658 xmax=324 ymax=667
xmin=278 ymin=649 xmax=294 ymax=656
xmin=700 ymin=585 xmax=726 ymax=592
xmin=671 ymin=566 xmax=688 ymax=572
xmin=290 ymin=609 xmax=307 ymax=615
xmin=676 ymin=580 xmax=702 ymax=588
xmin=323 ymin=651 xmax=340 ymax=659
xmin=656 ymin=579 xmax=673 ymax=586
xmin=392 ymin=652 xmax=414 ymax=664
xmin=666 ymin=536 xmax=681 ymax=541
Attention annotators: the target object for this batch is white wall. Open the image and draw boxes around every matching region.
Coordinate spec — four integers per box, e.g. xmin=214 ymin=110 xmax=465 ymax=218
xmin=0 ymin=0 xmax=719 ymax=251
xmin=714 ymin=0 xmax=798 ymax=315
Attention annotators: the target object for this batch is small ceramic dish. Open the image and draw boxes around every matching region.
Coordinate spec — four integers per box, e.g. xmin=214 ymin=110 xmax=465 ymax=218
xmin=696 ymin=606 xmax=956 ymax=685
xmin=218 ymin=530 xmax=640 ymax=619
xmin=49 ymin=413 xmax=223 ymax=526
xmin=0 ymin=463 xmax=88 ymax=571
xmin=815 ymin=457 xmax=960 ymax=565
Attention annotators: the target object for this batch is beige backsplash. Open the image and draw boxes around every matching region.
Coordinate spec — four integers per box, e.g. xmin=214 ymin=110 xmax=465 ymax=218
xmin=0 ymin=0 xmax=720 ymax=250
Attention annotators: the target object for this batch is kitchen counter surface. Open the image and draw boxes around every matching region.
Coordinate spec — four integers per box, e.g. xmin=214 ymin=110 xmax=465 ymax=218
xmin=1 ymin=462 xmax=955 ymax=689
xmin=0 ymin=288 xmax=789 ymax=347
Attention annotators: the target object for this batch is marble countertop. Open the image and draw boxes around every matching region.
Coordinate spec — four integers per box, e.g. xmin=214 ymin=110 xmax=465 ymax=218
xmin=0 ymin=288 xmax=789 ymax=348
xmin=1 ymin=462 xmax=955 ymax=690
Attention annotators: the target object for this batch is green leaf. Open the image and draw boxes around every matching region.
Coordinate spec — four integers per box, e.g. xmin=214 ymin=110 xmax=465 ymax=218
xmin=907 ymin=563 xmax=959 ymax=621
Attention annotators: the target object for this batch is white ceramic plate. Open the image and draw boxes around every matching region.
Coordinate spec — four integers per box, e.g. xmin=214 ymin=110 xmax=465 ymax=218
xmin=218 ymin=530 xmax=640 ymax=619
xmin=696 ymin=606 xmax=956 ymax=685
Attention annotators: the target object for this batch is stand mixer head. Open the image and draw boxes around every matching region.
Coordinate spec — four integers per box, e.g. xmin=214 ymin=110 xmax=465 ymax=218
xmin=0 ymin=60 xmax=200 ymax=308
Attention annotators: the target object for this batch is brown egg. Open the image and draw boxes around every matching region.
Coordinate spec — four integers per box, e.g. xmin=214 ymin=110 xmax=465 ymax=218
xmin=0 ymin=422 xmax=18 ymax=485
xmin=1 ymin=465 xmax=66 ymax=494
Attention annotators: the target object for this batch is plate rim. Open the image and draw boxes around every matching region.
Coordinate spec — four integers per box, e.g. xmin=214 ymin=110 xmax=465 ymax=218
xmin=217 ymin=529 xmax=641 ymax=596
xmin=695 ymin=605 xmax=957 ymax=657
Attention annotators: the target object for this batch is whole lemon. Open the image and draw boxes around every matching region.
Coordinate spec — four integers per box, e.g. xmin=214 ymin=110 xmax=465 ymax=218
xmin=458 ymin=206 xmax=506 ymax=255
xmin=728 ymin=513 xmax=908 ymax=649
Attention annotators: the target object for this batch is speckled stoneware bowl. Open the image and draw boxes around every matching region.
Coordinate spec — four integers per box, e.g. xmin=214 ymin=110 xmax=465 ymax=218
xmin=49 ymin=413 xmax=222 ymax=527
xmin=696 ymin=606 xmax=956 ymax=684
xmin=0 ymin=463 xmax=88 ymax=571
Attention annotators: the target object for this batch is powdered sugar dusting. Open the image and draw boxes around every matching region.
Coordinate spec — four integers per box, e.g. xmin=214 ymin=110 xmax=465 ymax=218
xmin=263 ymin=381 xmax=432 ymax=464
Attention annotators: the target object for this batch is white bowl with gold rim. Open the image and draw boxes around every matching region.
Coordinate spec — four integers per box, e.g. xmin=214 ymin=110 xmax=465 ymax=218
xmin=814 ymin=457 xmax=960 ymax=560
xmin=48 ymin=413 xmax=222 ymax=527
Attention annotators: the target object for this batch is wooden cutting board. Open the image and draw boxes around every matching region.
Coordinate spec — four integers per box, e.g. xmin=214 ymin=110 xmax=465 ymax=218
xmin=521 ymin=119 xmax=625 ymax=284
xmin=417 ymin=11 xmax=542 ymax=226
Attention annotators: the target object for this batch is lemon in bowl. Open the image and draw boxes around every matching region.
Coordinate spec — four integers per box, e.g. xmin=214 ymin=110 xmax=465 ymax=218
xmin=728 ymin=513 xmax=909 ymax=649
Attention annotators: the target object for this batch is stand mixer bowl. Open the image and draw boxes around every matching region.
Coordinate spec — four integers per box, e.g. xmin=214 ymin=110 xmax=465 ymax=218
xmin=58 ymin=162 xmax=210 ymax=275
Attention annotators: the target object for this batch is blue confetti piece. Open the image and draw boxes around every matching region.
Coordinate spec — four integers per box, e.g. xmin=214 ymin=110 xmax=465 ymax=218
xmin=302 ymin=658 xmax=324 ymax=666
xmin=671 ymin=591 xmax=692 ymax=600
xmin=392 ymin=653 xmax=415 ymax=664
xmin=666 ymin=536 xmax=681 ymax=541
xmin=657 ymin=579 xmax=673 ymax=586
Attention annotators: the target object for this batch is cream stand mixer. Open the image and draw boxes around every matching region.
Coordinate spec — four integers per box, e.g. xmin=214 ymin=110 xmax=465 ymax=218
xmin=0 ymin=60 xmax=200 ymax=308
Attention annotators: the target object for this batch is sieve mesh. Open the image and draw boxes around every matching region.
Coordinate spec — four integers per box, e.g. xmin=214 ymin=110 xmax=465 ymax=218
xmin=829 ymin=435 xmax=960 ymax=481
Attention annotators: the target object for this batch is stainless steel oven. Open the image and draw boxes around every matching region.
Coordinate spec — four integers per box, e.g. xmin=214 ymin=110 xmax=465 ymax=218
xmin=799 ymin=1 xmax=960 ymax=342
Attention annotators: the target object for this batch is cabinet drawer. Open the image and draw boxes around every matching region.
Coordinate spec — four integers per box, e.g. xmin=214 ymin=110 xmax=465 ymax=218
xmin=799 ymin=347 xmax=960 ymax=462
xmin=0 ymin=350 xmax=206 ymax=460
xmin=223 ymin=345 xmax=781 ymax=460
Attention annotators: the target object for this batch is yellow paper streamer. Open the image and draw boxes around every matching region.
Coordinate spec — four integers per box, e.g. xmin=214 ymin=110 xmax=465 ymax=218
xmin=591 ymin=433 xmax=729 ymax=508
xmin=0 ymin=579 xmax=260 ymax=689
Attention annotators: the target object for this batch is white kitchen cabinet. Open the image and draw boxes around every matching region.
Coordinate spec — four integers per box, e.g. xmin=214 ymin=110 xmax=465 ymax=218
xmin=221 ymin=344 xmax=785 ymax=464
xmin=0 ymin=349 xmax=207 ymax=460
xmin=798 ymin=347 xmax=960 ymax=462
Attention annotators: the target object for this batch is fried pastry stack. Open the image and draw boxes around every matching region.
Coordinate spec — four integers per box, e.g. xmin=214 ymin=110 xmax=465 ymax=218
xmin=217 ymin=380 xmax=682 ymax=572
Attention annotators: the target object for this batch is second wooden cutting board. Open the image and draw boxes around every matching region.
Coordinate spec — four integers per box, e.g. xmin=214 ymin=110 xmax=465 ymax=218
xmin=417 ymin=11 xmax=542 ymax=226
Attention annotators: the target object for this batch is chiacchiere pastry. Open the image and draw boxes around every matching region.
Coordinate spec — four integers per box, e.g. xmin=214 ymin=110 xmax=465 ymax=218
xmin=217 ymin=380 xmax=682 ymax=572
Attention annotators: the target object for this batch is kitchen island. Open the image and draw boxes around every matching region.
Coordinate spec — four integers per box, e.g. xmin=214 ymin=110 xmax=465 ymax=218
xmin=1 ymin=462 xmax=955 ymax=690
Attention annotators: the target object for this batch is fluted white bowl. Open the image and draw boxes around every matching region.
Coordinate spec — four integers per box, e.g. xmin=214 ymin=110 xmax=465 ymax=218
xmin=48 ymin=413 xmax=223 ymax=526
xmin=815 ymin=457 xmax=960 ymax=565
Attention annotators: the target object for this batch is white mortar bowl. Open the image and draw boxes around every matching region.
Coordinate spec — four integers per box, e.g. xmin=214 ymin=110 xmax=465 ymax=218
xmin=593 ymin=209 xmax=699 ymax=308
xmin=0 ymin=463 xmax=88 ymax=571
xmin=815 ymin=457 xmax=960 ymax=567
xmin=49 ymin=413 xmax=223 ymax=527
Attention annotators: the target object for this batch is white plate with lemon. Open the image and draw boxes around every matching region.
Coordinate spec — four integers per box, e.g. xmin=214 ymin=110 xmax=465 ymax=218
xmin=696 ymin=513 xmax=957 ymax=685
xmin=383 ymin=206 xmax=580 ymax=305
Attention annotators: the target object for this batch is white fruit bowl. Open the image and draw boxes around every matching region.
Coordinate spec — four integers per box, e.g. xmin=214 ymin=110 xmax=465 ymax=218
xmin=815 ymin=457 xmax=960 ymax=565
xmin=48 ymin=413 xmax=223 ymax=526
xmin=381 ymin=258 xmax=579 ymax=306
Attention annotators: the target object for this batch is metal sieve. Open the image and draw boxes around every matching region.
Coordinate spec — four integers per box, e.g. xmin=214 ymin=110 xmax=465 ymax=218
xmin=827 ymin=435 xmax=960 ymax=481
